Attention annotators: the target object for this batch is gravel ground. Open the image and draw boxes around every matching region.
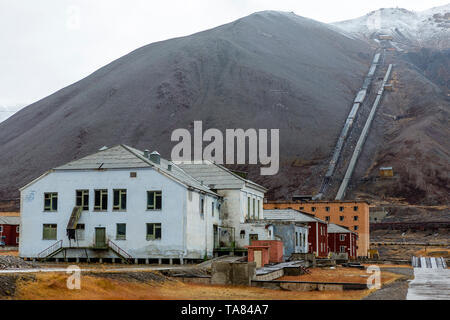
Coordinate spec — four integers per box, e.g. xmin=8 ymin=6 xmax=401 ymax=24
xmin=0 ymin=256 xmax=36 ymax=270
xmin=363 ymin=267 xmax=414 ymax=300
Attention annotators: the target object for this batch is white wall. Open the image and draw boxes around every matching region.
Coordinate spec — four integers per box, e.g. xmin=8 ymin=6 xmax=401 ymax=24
xmin=20 ymin=168 xmax=218 ymax=259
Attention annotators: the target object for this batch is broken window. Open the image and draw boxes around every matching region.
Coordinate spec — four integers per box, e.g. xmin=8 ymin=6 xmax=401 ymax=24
xmin=257 ymin=199 xmax=261 ymax=219
xmin=76 ymin=224 xmax=85 ymax=240
xmin=94 ymin=189 xmax=108 ymax=211
xmin=113 ymin=189 xmax=127 ymax=211
xmin=44 ymin=193 xmax=58 ymax=211
xmin=199 ymin=196 xmax=205 ymax=218
xmin=339 ymin=206 xmax=344 ymax=212
xmin=147 ymin=191 xmax=162 ymax=210
xmin=76 ymin=190 xmax=89 ymax=211
xmin=43 ymin=224 xmax=57 ymax=240
xmin=146 ymin=223 xmax=161 ymax=240
xmin=116 ymin=223 xmax=126 ymax=240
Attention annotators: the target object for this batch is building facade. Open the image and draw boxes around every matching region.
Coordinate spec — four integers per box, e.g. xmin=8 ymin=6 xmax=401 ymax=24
xmin=0 ymin=216 xmax=20 ymax=246
xmin=269 ymin=221 xmax=309 ymax=260
xmin=327 ymin=223 xmax=358 ymax=259
xmin=264 ymin=201 xmax=369 ymax=257
xmin=19 ymin=145 xmax=223 ymax=262
xmin=264 ymin=209 xmax=328 ymax=258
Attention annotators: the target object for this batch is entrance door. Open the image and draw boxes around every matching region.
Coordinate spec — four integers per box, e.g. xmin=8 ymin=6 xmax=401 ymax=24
xmin=95 ymin=228 xmax=106 ymax=248
xmin=254 ymin=250 xmax=262 ymax=268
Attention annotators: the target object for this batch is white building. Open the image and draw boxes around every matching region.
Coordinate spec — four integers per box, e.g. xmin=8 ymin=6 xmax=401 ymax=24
xmin=19 ymin=145 xmax=224 ymax=263
xmin=176 ymin=161 xmax=272 ymax=250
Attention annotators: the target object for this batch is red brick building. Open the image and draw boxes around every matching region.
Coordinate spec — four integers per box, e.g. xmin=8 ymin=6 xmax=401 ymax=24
xmin=264 ymin=209 xmax=328 ymax=258
xmin=327 ymin=223 xmax=358 ymax=259
xmin=0 ymin=216 xmax=20 ymax=246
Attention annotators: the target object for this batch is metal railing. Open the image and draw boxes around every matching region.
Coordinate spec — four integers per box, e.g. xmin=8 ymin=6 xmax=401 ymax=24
xmin=37 ymin=239 xmax=63 ymax=258
xmin=108 ymin=239 xmax=132 ymax=260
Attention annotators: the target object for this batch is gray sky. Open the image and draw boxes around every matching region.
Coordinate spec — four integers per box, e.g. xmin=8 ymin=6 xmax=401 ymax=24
xmin=0 ymin=0 xmax=448 ymax=110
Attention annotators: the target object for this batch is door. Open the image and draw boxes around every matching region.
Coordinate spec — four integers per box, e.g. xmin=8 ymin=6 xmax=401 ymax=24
xmin=95 ymin=228 xmax=106 ymax=248
xmin=254 ymin=250 xmax=262 ymax=268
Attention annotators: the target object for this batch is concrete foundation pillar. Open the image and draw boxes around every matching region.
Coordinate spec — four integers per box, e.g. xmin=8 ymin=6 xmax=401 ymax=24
xmin=158 ymin=258 xmax=162 ymax=265
xmin=76 ymin=257 xmax=80 ymax=263
xmin=180 ymin=258 xmax=184 ymax=265
xmin=99 ymin=258 xmax=103 ymax=263
xmin=55 ymin=258 xmax=59 ymax=263
xmin=170 ymin=258 xmax=173 ymax=265
xmin=134 ymin=259 xmax=138 ymax=264
xmin=145 ymin=259 xmax=149 ymax=264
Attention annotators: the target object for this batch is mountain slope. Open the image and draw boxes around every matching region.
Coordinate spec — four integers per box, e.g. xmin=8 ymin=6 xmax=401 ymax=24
xmin=0 ymin=11 xmax=372 ymax=200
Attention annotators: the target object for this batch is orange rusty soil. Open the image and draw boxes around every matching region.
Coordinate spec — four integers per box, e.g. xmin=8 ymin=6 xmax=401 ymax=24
xmin=277 ymin=267 xmax=400 ymax=284
xmin=0 ymin=251 xmax=18 ymax=256
xmin=10 ymin=271 xmax=401 ymax=300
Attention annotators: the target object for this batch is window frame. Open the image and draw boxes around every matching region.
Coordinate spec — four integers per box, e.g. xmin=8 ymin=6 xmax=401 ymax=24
xmin=44 ymin=192 xmax=58 ymax=212
xmin=76 ymin=189 xmax=89 ymax=211
xmin=340 ymin=234 xmax=346 ymax=241
xmin=340 ymin=245 xmax=346 ymax=253
xmin=94 ymin=189 xmax=108 ymax=211
xmin=42 ymin=224 xmax=57 ymax=240
xmin=116 ymin=223 xmax=126 ymax=240
xmin=146 ymin=223 xmax=162 ymax=240
xmin=147 ymin=190 xmax=162 ymax=210
xmin=113 ymin=189 xmax=127 ymax=211
xmin=75 ymin=224 xmax=85 ymax=240
xmin=0 ymin=225 xmax=3 ymax=232
xmin=16 ymin=226 xmax=19 ymax=233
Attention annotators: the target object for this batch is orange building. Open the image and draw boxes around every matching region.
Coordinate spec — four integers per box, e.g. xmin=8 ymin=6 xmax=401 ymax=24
xmin=264 ymin=201 xmax=370 ymax=257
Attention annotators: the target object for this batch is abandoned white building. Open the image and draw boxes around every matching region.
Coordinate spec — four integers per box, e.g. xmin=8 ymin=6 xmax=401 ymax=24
xmin=176 ymin=160 xmax=272 ymax=253
xmin=19 ymin=145 xmax=272 ymax=263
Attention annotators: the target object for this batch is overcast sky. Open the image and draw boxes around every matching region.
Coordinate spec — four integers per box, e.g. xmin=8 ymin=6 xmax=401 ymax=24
xmin=0 ymin=0 xmax=448 ymax=111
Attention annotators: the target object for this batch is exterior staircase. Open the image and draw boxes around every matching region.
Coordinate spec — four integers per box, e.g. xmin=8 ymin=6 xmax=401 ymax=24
xmin=37 ymin=240 xmax=63 ymax=261
xmin=108 ymin=239 xmax=133 ymax=263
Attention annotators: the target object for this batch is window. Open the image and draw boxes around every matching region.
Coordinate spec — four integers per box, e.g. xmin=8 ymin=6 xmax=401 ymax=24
xmin=16 ymin=237 xmax=19 ymax=244
xmin=325 ymin=206 xmax=330 ymax=212
xmin=146 ymin=223 xmax=161 ymax=240
xmin=340 ymin=216 xmax=344 ymax=221
xmin=113 ymin=189 xmax=127 ymax=210
xmin=339 ymin=206 xmax=344 ymax=212
xmin=94 ymin=189 xmax=108 ymax=211
xmin=252 ymin=198 xmax=256 ymax=219
xmin=0 ymin=226 xmax=3 ymax=232
xmin=354 ymin=216 xmax=359 ymax=221
xmin=130 ymin=172 xmax=137 ymax=178
xmin=340 ymin=234 xmax=346 ymax=241
xmin=311 ymin=207 xmax=316 ymax=212
xmin=16 ymin=226 xmax=19 ymax=233
xmin=340 ymin=246 xmax=346 ymax=253
xmin=44 ymin=193 xmax=58 ymax=211
xmin=354 ymin=226 xmax=359 ymax=231
xmin=212 ymin=202 xmax=215 ymax=217
xmin=76 ymin=224 xmax=85 ymax=240
xmin=76 ymin=190 xmax=89 ymax=211
xmin=325 ymin=216 xmax=330 ymax=221
xmin=295 ymin=232 xmax=298 ymax=246
xmin=43 ymin=224 xmax=57 ymax=240
xmin=199 ymin=196 xmax=205 ymax=218
xmin=247 ymin=197 xmax=251 ymax=217
xmin=147 ymin=191 xmax=162 ymax=210
xmin=257 ymin=199 xmax=260 ymax=219
xmin=299 ymin=207 xmax=304 ymax=210
xmin=353 ymin=206 xmax=358 ymax=211
xmin=116 ymin=223 xmax=126 ymax=240
xmin=240 ymin=230 xmax=245 ymax=239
